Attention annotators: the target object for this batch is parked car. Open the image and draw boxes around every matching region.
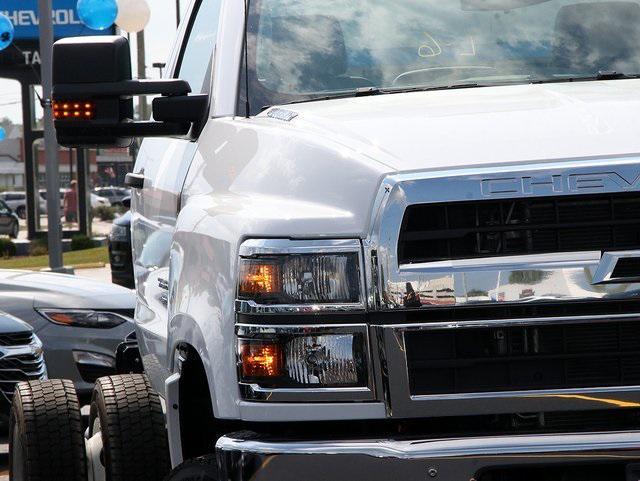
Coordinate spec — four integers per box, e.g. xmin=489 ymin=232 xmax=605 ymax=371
xmin=0 ymin=270 xmax=135 ymax=403
xmin=94 ymin=187 xmax=131 ymax=207
xmin=0 ymin=200 xmax=19 ymax=239
xmin=91 ymin=192 xmax=111 ymax=209
xmin=109 ymin=210 xmax=134 ymax=288
xmin=0 ymin=311 xmax=45 ymax=423
xmin=14 ymin=2 xmax=640 ymax=481
xmin=39 ymin=189 xmax=110 ymax=210
xmin=0 ymin=191 xmax=47 ymax=219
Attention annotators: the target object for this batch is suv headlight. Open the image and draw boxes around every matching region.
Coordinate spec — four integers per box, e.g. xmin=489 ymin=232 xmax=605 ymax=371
xmin=237 ymin=324 xmax=369 ymax=389
xmin=37 ymin=309 xmax=128 ymax=328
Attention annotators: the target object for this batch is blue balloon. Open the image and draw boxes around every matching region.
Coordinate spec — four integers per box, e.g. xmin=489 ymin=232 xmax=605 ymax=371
xmin=77 ymin=0 xmax=118 ymax=31
xmin=0 ymin=127 xmax=6 ymax=143
xmin=0 ymin=14 xmax=14 ymax=52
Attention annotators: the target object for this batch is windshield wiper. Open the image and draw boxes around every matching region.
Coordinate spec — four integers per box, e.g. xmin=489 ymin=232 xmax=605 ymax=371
xmin=270 ymin=81 xmax=505 ymax=110
xmin=381 ymin=82 xmax=481 ymax=94
xmin=532 ymin=71 xmax=640 ymax=85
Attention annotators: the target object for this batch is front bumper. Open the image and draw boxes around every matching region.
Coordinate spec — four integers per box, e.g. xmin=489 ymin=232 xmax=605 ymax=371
xmin=216 ymin=430 xmax=640 ymax=481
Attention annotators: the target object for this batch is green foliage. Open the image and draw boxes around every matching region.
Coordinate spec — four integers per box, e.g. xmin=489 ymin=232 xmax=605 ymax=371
xmin=93 ymin=205 xmax=116 ymax=221
xmin=71 ymin=234 xmax=96 ymax=251
xmin=0 ymin=238 xmax=16 ymax=259
xmin=508 ymin=270 xmax=551 ymax=285
xmin=29 ymin=238 xmax=48 ymax=257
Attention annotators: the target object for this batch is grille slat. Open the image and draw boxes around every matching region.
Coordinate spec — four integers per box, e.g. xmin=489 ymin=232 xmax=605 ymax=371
xmin=406 ymin=319 xmax=640 ymax=396
xmin=0 ymin=332 xmax=34 ymax=347
xmin=399 ymin=193 xmax=640 ymax=264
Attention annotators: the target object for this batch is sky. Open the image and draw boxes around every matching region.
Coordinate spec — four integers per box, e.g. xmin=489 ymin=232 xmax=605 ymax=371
xmin=0 ymin=0 xmax=188 ymax=124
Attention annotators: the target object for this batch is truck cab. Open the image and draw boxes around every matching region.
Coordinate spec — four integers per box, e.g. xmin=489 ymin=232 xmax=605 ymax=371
xmin=11 ymin=1 xmax=640 ymax=481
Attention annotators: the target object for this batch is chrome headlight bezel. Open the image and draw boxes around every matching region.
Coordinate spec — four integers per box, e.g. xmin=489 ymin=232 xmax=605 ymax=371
xmin=236 ymin=323 xmax=375 ymax=402
xmin=235 ymin=239 xmax=373 ymax=402
xmin=235 ymin=239 xmax=366 ymax=314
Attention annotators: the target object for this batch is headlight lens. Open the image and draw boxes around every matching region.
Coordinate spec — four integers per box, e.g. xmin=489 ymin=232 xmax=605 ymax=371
xmin=238 ymin=253 xmax=361 ymax=304
xmin=37 ymin=309 xmax=128 ymax=328
xmin=237 ymin=326 xmax=369 ymax=388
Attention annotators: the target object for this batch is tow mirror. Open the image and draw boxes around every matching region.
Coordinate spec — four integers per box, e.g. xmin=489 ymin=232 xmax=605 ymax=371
xmin=52 ymin=36 xmax=208 ymax=148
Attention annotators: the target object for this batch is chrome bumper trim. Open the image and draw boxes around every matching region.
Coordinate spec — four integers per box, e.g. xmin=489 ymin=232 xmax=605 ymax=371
xmin=216 ymin=430 xmax=640 ymax=481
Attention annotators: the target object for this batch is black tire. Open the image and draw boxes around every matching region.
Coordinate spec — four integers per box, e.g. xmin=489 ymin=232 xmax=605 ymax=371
xmin=16 ymin=206 xmax=26 ymax=219
xmin=90 ymin=374 xmax=170 ymax=481
xmin=165 ymin=457 xmax=218 ymax=481
xmin=9 ymin=220 xmax=19 ymax=239
xmin=9 ymin=379 xmax=87 ymax=481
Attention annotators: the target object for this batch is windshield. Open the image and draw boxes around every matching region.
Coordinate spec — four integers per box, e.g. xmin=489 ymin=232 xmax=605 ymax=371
xmin=243 ymin=0 xmax=640 ymax=114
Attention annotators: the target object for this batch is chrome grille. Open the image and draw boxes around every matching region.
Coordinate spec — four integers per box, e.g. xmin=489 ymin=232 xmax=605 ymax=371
xmin=0 ymin=332 xmax=34 ymax=347
xmin=398 ymin=193 xmax=640 ymax=264
xmin=405 ymin=318 xmax=640 ymax=396
xmin=0 ymin=350 xmax=46 ymax=402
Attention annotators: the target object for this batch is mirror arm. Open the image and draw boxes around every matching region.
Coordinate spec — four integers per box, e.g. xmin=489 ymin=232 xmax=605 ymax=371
xmin=53 ymin=79 xmax=191 ymax=99
xmin=152 ymin=95 xmax=209 ymax=123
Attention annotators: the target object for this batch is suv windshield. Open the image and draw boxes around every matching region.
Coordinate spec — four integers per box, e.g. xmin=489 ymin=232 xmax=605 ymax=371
xmin=244 ymin=0 xmax=640 ymax=114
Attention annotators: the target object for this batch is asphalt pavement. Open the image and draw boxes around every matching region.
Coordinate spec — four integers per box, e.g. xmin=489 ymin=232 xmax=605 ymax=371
xmin=0 ymin=441 xmax=9 ymax=479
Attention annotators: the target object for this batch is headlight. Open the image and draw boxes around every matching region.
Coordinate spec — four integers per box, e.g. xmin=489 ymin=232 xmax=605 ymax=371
xmin=238 ymin=253 xmax=361 ymax=305
xmin=110 ymin=224 xmax=129 ymax=241
xmin=37 ymin=309 xmax=128 ymax=328
xmin=237 ymin=325 xmax=369 ymax=389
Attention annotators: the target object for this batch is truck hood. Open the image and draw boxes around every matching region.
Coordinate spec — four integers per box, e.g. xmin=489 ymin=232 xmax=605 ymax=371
xmin=0 ymin=269 xmax=135 ymax=310
xmin=278 ymin=79 xmax=640 ymax=172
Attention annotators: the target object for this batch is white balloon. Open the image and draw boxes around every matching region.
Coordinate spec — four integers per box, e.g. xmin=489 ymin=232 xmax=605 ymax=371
xmin=116 ymin=0 xmax=151 ymax=33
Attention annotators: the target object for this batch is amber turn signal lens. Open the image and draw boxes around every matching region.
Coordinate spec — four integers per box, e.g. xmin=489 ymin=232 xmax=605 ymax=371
xmin=45 ymin=312 xmax=76 ymax=325
xmin=238 ymin=261 xmax=281 ymax=297
xmin=239 ymin=340 xmax=284 ymax=378
xmin=53 ymin=100 xmax=95 ymax=120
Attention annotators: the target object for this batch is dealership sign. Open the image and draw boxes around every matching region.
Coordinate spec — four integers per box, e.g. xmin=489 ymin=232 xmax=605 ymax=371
xmin=0 ymin=0 xmax=114 ymax=69
xmin=1 ymin=0 xmax=112 ymax=40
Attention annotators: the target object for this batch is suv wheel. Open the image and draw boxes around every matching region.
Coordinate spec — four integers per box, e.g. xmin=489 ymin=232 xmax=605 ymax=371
xmin=9 ymin=379 xmax=87 ymax=481
xmin=89 ymin=374 xmax=170 ymax=481
xmin=165 ymin=457 xmax=218 ymax=481
xmin=16 ymin=206 xmax=26 ymax=219
xmin=10 ymin=219 xmax=19 ymax=239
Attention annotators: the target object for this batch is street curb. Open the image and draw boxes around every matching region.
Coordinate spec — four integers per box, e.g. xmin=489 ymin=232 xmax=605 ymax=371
xmin=71 ymin=262 xmax=106 ymax=270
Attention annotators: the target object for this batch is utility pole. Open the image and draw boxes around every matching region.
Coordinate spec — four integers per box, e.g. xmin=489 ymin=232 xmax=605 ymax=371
xmin=176 ymin=0 xmax=181 ymax=29
xmin=136 ymin=31 xmax=149 ymax=120
xmin=38 ymin=0 xmax=63 ymax=271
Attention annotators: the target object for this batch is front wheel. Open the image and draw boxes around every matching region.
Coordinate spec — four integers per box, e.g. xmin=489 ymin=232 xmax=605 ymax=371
xmin=164 ymin=457 xmax=218 ymax=481
xmin=89 ymin=375 xmax=170 ymax=481
xmin=15 ymin=206 xmax=26 ymax=219
xmin=9 ymin=220 xmax=19 ymax=239
xmin=9 ymin=379 xmax=87 ymax=481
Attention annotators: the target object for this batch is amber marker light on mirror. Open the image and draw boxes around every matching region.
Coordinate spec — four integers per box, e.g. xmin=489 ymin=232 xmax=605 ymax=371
xmin=53 ymin=101 xmax=95 ymax=120
xmin=239 ymin=340 xmax=284 ymax=379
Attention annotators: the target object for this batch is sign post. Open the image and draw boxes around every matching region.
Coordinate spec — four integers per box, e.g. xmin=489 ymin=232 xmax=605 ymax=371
xmin=38 ymin=0 xmax=63 ymax=270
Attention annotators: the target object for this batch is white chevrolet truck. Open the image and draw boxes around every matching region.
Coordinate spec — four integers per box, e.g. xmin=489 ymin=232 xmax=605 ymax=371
xmin=9 ymin=1 xmax=640 ymax=480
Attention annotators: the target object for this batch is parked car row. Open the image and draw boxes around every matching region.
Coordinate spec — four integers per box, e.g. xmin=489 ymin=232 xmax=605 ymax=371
xmin=93 ymin=186 xmax=131 ymax=207
xmin=0 ymin=188 xmax=115 ymax=223
xmin=0 ymin=200 xmax=20 ymax=239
